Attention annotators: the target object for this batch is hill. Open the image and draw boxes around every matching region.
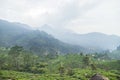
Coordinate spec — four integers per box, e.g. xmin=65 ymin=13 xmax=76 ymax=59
xmin=0 ymin=19 xmax=86 ymax=54
xmin=39 ymin=25 xmax=120 ymax=50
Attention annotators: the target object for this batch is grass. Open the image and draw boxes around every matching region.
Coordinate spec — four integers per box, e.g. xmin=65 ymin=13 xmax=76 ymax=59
xmin=0 ymin=68 xmax=120 ymax=80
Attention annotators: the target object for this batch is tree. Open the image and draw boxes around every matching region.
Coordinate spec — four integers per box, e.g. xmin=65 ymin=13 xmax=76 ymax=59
xmin=8 ymin=45 xmax=24 ymax=70
xmin=30 ymin=62 xmax=48 ymax=74
xmin=67 ymin=67 xmax=74 ymax=76
xmin=8 ymin=45 xmax=23 ymax=56
xmin=22 ymin=52 xmax=32 ymax=71
xmin=90 ymin=63 xmax=97 ymax=70
xmin=0 ymin=54 xmax=7 ymax=70
xmin=59 ymin=62 xmax=65 ymax=77
xmin=80 ymin=52 xmax=83 ymax=56
xmin=83 ymin=55 xmax=91 ymax=68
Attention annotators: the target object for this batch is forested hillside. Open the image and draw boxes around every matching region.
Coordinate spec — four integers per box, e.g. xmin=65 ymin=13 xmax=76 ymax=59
xmin=0 ymin=19 xmax=87 ymax=55
xmin=0 ymin=46 xmax=120 ymax=80
xmin=39 ymin=25 xmax=120 ymax=50
xmin=0 ymin=0 xmax=119 ymax=79
xmin=0 ymin=19 xmax=120 ymax=80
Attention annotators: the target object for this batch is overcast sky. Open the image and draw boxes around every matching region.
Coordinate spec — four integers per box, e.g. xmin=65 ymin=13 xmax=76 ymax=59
xmin=0 ymin=0 xmax=120 ymax=35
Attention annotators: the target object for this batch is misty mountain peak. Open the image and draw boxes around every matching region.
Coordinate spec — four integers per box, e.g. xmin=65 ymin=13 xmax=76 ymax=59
xmin=37 ymin=25 xmax=120 ymax=50
xmin=86 ymin=32 xmax=107 ymax=36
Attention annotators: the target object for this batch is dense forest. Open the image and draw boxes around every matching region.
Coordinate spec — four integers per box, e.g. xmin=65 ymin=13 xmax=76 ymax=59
xmin=0 ymin=45 xmax=120 ymax=80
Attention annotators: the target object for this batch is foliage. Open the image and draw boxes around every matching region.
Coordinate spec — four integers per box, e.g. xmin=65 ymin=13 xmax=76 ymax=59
xmin=0 ymin=46 xmax=120 ymax=80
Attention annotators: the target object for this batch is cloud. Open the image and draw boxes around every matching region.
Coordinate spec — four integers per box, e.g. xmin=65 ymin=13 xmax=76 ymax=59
xmin=0 ymin=0 xmax=102 ymax=26
xmin=66 ymin=0 xmax=120 ymax=35
xmin=0 ymin=0 xmax=120 ymax=35
xmin=38 ymin=0 xmax=103 ymax=28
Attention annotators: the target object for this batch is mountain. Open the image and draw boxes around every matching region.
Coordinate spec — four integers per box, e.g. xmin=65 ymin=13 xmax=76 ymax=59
xmin=0 ymin=19 xmax=31 ymax=47
xmin=0 ymin=19 xmax=87 ymax=54
xmin=64 ymin=32 xmax=120 ymax=50
xmin=39 ymin=25 xmax=120 ymax=51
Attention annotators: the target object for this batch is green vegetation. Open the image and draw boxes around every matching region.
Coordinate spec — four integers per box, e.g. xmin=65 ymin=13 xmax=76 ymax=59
xmin=0 ymin=46 xmax=120 ymax=80
xmin=0 ymin=21 xmax=86 ymax=54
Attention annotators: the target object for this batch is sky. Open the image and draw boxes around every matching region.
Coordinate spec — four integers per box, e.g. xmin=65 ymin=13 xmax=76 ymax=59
xmin=0 ymin=0 xmax=120 ymax=36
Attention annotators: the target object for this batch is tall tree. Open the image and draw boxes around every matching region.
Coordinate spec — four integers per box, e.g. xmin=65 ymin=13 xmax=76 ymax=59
xmin=83 ymin=55 xmax=91 ymax=68
xmin=8 ymin=45 xmax=24 ymax=70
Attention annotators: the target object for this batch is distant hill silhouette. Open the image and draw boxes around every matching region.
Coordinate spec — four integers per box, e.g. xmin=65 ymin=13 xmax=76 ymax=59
xmin=0 ymin=19 xmax=88 ymax=55
xmin=39 ymin=24 xmax=120 ymax=50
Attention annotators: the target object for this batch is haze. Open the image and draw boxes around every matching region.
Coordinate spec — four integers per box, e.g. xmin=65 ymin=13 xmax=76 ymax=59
xmin=0 ymin=0 xmax=120 ymax=36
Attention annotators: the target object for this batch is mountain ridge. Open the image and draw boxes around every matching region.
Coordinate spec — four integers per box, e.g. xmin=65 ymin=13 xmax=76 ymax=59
xmin=39 ymin=24 xmax=120 ymax=50
xmin=0 ymin=19 xmax=89 ymax=54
